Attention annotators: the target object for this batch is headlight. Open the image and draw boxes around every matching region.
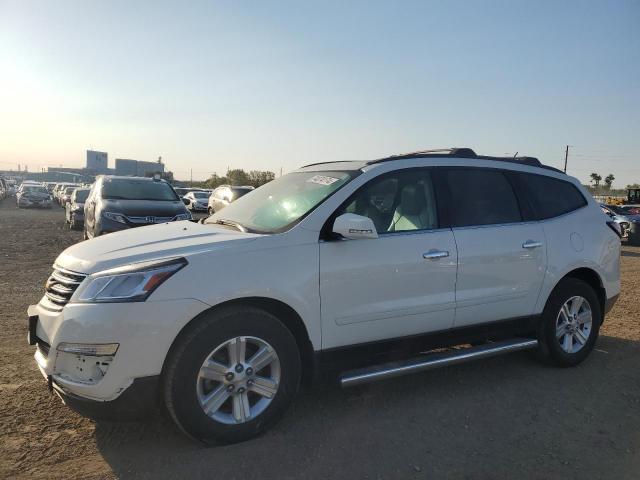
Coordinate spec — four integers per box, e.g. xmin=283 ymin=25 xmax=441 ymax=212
xmin=72 ymin=257 xmax=187 ymax=303
xmin=103 ymin=211 xmax=128 ymax=224
xmin=175 ymin=213 xmax=191 ymax=221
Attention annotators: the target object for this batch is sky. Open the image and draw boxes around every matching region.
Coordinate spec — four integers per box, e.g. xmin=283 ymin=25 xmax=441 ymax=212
xmin=0 ymin=0 xmax=638 ymax=185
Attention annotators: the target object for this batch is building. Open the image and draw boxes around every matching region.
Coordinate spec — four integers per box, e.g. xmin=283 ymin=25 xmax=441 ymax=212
xmin=114 ymin=159 xmax=138 ymax=176
xmin=115 ymin=159 xmax=165 ymax=177
xmin=86 ymin=150 xmax=108 ymax=173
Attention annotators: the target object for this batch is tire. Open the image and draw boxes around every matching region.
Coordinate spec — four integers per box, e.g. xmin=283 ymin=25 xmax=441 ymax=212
xmin=536 ymin=277 xmax=601 ymax=367
xmin=163 ymin=306 xmax=301 ymax=445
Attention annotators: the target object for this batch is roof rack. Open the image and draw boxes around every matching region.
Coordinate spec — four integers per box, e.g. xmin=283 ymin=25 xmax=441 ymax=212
xmin=367 ymin=147 xmax=564 ymax=173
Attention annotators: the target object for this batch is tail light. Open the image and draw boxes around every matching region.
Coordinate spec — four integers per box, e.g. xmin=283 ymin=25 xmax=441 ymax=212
xmin=606 ymin=221 xmax=622 ymax=238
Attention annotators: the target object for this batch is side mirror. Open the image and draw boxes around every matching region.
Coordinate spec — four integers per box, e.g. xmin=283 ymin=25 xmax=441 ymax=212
xmin=182 ymin=198 xmax=189 ymax=205
xmin=332 ymin=213 xmax=378 ymax=240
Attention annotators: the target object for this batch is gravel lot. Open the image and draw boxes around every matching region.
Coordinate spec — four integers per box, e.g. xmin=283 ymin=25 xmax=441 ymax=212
xmin=1 ymin=198 xmax=639 ymax=479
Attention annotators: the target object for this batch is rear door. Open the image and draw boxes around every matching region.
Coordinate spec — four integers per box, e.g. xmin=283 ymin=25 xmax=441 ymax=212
xmin=441 ymin=167 xmax=547 ymax=327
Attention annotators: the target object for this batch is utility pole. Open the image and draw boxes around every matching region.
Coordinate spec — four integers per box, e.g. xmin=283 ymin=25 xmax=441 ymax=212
xmin=190 ymin=168 xmax=193 ymax=187
xmin=563 ymin=145 xmax=570 ymax=173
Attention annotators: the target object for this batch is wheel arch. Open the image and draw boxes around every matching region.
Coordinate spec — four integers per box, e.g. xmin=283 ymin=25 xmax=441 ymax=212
xmin=556 ymin=267 xmax=606 ymax=320
xmin=162 ymin=296 xmax=316 ymax=384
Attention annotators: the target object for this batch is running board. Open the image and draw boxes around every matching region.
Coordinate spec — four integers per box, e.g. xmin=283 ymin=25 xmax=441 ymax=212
xmin=340 ymin=338 xmax=538 ymax=388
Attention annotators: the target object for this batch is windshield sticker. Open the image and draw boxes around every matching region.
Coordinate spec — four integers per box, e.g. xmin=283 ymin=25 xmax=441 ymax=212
xmin=307 ymin=175 xmax=340 ymax=186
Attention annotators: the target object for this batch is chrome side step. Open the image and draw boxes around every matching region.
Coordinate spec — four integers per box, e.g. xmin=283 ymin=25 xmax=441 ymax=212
xmin=340 ymin=338 xmax=538 ymax=388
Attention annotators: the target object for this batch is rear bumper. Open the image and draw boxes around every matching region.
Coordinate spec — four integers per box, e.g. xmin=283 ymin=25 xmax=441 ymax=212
xmin=52 ymin=375 xmax=160 ymax=420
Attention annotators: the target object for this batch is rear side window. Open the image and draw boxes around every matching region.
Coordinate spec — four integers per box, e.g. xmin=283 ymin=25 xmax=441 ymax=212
xmin=445 ymin=169 xmax=522 ymax=227
xmin=517 ymin=173 xmax=587 ymax=220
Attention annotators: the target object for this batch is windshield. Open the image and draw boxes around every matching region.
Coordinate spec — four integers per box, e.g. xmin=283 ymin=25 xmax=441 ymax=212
xmin=23 ymin=186 xmax=48 ymax=194
xmin=102 ymin=178 xmax=179 ymax=201
xmin=231 ymin=188 xmax=252 ymax=199
xmin=74 ymin=190 xmax=89 ymax=203
xmin=205 ymin=171 xmax=357 ymax=233
xmin=193 ymin=191 xmax=210 ymax=199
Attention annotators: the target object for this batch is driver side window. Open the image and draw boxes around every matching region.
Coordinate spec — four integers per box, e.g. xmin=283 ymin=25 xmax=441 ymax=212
xmin=340 ymin=169 xmax=438 ymax=233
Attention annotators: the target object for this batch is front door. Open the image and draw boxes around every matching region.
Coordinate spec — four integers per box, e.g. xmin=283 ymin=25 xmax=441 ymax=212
xmin=319 ymin=168 xmax=458 ymax=349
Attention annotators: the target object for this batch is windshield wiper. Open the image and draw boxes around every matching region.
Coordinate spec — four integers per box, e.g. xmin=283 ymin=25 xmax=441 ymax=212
xmin=214 ymin=219 xmax=248 ymax=233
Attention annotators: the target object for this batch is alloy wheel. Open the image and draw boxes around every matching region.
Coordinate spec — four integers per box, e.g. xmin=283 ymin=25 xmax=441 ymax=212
xmin=196 ymin=336 xmax=281 ymax=425
xmin=555 ymin=296 xmax=593 ymax=354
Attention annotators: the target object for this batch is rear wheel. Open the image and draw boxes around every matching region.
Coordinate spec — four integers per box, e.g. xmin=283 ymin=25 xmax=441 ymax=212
xmin=163 ymin=306 xmax=301 ymax=445
xmin=536 ymin=278 xmax=601 ymax=367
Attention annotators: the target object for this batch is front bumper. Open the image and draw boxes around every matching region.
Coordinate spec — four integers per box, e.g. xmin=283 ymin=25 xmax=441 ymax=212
xmin=18 ymin=198 xmax=52 ymax=208
xmin=53 ymin=375 xmax=160 ymax=420
xmin=27 ymin=297 xmax=209 ymax=405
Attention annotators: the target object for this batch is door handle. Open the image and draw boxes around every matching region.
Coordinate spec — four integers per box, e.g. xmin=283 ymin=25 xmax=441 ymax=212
xmin=522 ymin=240 xmax=543 ymax=249
xmin=423 ymin=250 xmax=450 ymax=260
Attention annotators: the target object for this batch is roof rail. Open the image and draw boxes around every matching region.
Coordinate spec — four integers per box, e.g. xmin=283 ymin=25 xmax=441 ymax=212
xmin=367 ymin=147 xmax=563 ymax=173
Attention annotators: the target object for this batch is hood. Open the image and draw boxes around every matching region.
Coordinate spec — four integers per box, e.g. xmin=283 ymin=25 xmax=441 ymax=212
xmin=22 ymin=191 xmax=50 ymax=200
xmin=56 ymin=221 xmax=262 ymax=274
xmin=101 ymin=199 xmax=187 ymax=217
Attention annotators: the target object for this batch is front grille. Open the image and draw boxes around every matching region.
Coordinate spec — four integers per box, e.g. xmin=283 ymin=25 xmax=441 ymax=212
xmin=44 ymin=266 xmax=87 ymax=310
xmin=126 ymin=215 xmax=175 ymax=224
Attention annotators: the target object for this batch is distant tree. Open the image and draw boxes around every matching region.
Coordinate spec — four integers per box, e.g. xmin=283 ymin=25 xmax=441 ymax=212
xmin=626 ymin=183 xmax=640 ymax=189
xmin=603 ymin=174 xmax=615 ymax=190
xmin=247 ymin=170 xmax=275 ymax=187
xmin=226 ymin=169 xmax=251 ymax=186
xmin=200 ymin=169 xmax=275 ymax=189
xmin=590 ymin=172 xmax=602 ymax=192
xmin=204 ymin=173 xmax=227 ymax=189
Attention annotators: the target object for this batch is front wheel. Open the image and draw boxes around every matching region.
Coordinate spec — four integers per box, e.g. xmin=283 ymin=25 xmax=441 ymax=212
xmin=163 ymin=306 xmax=301 ymax=445
xmin=536 ymin=277 xmax=601 ymax=367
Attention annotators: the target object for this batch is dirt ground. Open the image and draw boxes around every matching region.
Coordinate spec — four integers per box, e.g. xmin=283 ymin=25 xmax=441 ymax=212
xmin=1 ymin=198 xmax=638 ymax=480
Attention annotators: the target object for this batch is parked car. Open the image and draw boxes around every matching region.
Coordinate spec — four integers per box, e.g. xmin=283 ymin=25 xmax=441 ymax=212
xmin=207 ymin=185 xmax=254 ymax=214
xmin=83 ymin=175 xmax=191 ymax=238
xmin=620 ymin=205 xmax=640 ymax=215
xmin=7 ymin=180 xmax=18 ymax=197
xmin=607 ymin=204 xmax=640 ymax=245
xmin=52 ymin=183 xmax=76 ymax=205
xmin=16 ymin=183 xmax=52 ymax=208
xmin=183 ymin=190 xmax=211 ymax=211
xmin=600 ymin=204 xmax=630 ymax=237
xmin=28 ymin=148 xmax=620 ymax=445
xmin=174 ymin=187 xmax=194 ymax=198
xmin=52 ymin=184 xmax=66 ymax=204
xmin=65 ymin=188 xmax=90 ymax=230
xmin=60 ymin=186 xmax=76 ymax=207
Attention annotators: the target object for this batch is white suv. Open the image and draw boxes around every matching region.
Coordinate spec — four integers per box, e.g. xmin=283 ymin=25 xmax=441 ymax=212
xmin=28 ymin=148 xmax=620 ymax=444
